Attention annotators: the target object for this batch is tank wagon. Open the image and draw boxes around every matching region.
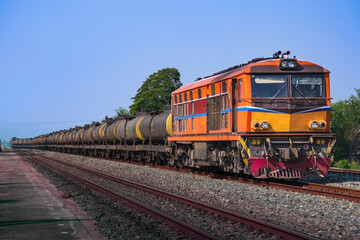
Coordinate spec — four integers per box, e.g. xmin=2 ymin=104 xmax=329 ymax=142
xmin=12 ymin=51 xmax=336 ymax=179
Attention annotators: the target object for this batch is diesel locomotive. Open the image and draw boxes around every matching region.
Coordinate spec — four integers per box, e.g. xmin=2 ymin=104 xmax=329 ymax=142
xmin=12 ymin=51 xmax=336 ymax=179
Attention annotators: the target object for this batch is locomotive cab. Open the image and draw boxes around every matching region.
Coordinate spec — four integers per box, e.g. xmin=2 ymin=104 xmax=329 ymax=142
xmin=238 ymin=57 xmax=336 ymax=178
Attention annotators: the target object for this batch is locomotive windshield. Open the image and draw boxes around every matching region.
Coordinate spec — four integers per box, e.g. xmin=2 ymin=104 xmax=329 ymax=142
xmin=251 ymin=75 xmax=287 ymax=98
xmin=291 ymin=75 xmax=324 ymax=98
xmin=251 ymin=74 xmax=325 ymax=98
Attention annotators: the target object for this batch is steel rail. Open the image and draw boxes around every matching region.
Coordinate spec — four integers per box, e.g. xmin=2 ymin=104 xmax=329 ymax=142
xmin=298 ymin=182 xmax=360 ymax=200
xmin=329 ymin=167 xmax=360 ymax=174
xmin=23 ymin=152 xmax=217 ymax=240
xmin=189 ymin=172 xmax=360 ymax=203
xmin=258 ymin=181 xmax=360 ymax=203
xmin=30 ymin=152 xmax=317 ymax=240
xmin=22 ymin=150 xmax=360 ymax=202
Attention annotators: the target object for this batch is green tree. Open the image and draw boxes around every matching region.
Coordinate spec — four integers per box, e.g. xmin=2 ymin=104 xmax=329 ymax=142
xmin=113 ymin=107 xmax=130 ymax=119
xmin=331 ymin=88 xmax=360 ymax=161
xmin=349 ymin=88 xmax=360 ymax=102
xmin=129 ymin=68 xmax=181 ymax=116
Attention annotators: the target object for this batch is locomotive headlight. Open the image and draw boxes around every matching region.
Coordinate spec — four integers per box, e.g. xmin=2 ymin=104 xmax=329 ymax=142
xmin=261 ymin=121 xmax=269 ymax=129
xmin=288 ymin=61 xmax=297 ymax=68
xmin=252 ymin=121 xmax=260 ymax=129
xmin=310 ymin=121 xmax=319 ymax=129
xmin=281 ymin=61 xmax=288 ymax=68
xmin=280 ymin=60 xmax=298 ymax=70
xmin=316 ymin=138 xmax=326 ymax=145
xmin=251 ymin=139 xmax=261 ymax=145
xmin=319 ymin=121 xmax=326 ymax=128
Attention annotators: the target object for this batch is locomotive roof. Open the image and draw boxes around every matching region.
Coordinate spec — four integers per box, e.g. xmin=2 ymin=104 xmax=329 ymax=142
xmin=173 ymin=58 xmax=329 ymax=94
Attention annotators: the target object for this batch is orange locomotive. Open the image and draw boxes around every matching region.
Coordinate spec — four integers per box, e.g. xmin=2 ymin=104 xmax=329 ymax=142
xmin=169 ymin=51 xmax=336 ymax=178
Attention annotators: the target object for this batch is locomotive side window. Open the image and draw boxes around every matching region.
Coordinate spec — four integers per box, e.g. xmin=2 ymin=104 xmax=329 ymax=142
xmin=174 ymin=95 xmax=178 ymax=104
xmin=238 ymin=79 xmax=243 ymax=102
xmin=222 ymin=81 xmax=227 ymax=93
xmin=221 ymin=94 xmax=229 ymax=129
xmin=198 ymin=88 xmax=202 ymax=99
xmin=179 ymin=94 xmax=182 ymax=103
xmin=184 ymin=92 xmax=188 ymax=102
xmin=191 ymin=101 xmax=194 ymax=130
xmin=251 ymin=75 xmax=287 ymax=98
xmin=291 ymin=75 xmax=324 ymax=98
xmin=211 ymin=85 xmax=215 ymax=95
xmin=183 ymin=104 xmax=188 ymax=131
xmin=190 ymin=91 xmax=193 ymax=100
xmin=179 ymin=104 xmax=183 ymax=116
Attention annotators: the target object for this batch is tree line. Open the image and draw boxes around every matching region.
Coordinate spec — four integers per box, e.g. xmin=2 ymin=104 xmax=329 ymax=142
xmin=331 ymin=88 xmax=360 ymax=168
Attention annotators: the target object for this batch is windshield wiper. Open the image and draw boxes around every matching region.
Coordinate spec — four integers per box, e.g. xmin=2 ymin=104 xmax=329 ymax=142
xmin=269 ymin=83 xmax=287 ymax=103
xmin=291 ymin=83 xmax=312 ymax=104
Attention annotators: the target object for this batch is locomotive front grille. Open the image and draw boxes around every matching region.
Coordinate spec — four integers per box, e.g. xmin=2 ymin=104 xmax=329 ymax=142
xmin=268 ymin=168 xmax=306 ymax=178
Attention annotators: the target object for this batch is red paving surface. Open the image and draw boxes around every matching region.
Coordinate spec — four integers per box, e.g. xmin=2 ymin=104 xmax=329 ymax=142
xmin=0 ymin=151 xmax=106 ymax=240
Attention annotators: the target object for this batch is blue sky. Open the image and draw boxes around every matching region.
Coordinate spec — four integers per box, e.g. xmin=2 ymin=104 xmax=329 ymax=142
xmin=0 ymin=0 xmax=359 ymax=141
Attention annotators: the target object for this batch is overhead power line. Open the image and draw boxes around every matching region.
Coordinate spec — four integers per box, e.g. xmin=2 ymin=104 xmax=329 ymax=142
xmin=0 ymin=120 xmax=92 ymax=125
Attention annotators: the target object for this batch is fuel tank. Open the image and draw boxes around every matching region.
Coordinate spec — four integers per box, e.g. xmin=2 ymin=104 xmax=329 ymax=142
xmin=105 ymin=119 xmax=125 ymax=142
xmin=138 ymin=115 xmax=153 ymax=140
xmin=125 ymin=115 xmax=146 ymax=141
xmin=83 ymin=123 xmax=99 ymax=143
xmin=92 ymin=122 xmax=108 ymax=142
xmin=50 ymin=134 xmax=55 ymax=144
xmin=56 ymin=132 xmax=64 ymax=144
xmin=116 ymin=119 xmax=127 ymax=141
xmin=68 ymin=129 xmax=77 ymax=143
xmin=150 ymin=112 xmax=172 ymax=139
xmin=83 ymin=126 xmax=93 ymax=143
xmin=73 ymin=128 xmax=84 ymax=143
xmin=137 ymin=112 xmax=172 ymax=141
xmin=62 ymin=131 xmax=71 ymax=144
xmin=47 ymin=135 xmax=52 ymax=144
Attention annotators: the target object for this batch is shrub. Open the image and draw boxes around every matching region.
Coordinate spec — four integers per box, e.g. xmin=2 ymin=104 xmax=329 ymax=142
xmin=349 ymin=161 xmax=360 ymax=170
xmin=334 ymin=159 xmax=351 ymax=169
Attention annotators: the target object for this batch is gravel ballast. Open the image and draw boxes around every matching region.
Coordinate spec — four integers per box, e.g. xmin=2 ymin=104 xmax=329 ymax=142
xmin=23 ymin=153 xmax=192 ymax=240
xmin=31 ymin=150 xmax=360 ymax=239
xmin=42 ymin=154 xmax=277 ymax=239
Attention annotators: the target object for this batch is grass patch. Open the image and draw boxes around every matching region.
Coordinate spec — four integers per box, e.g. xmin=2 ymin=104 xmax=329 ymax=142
xmin=334 ymin=159 xmax=360 ymax=169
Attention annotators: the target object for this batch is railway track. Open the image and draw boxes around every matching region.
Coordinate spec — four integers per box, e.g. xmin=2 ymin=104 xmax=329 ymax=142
xmin=23 ymin=150 xmax=316 ymax=240
xmin=27 ymin=150 xmax=360 ymax=203
xmin=23 ymin=152 xmax=217 ymax=240
xmin=177 ymin=170 xmax=360 ymax=203
xmin=171 ymin=168 xmax=360 ymax=203
xmin=263 ymin=180 xmax=360 ymax=203
xmin=329 ymin=167 xmax=360 ymax=174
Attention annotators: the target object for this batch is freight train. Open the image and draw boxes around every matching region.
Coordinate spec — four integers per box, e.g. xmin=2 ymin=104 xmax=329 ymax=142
xmin=11 ymin=51 xmax=336 ymax=179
